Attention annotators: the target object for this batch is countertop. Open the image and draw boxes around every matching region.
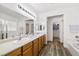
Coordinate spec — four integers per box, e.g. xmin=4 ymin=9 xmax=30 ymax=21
xmin=0 ymin=33 xmax=45 ymax=56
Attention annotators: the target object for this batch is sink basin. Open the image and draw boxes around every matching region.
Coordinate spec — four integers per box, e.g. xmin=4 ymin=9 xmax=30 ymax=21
xmin=13 ymin=40 xmax=20 ymax=43
xmin=13 ymin=37 xmax=29 ymax=44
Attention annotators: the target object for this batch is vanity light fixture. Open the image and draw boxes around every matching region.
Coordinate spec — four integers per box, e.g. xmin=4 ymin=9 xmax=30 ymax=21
xmin=18 ymin=4 xmax=35 ymax=18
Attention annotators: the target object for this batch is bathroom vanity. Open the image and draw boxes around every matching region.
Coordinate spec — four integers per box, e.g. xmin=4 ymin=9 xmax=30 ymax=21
xmin=0 ymin=33 xmax=46 ymax=56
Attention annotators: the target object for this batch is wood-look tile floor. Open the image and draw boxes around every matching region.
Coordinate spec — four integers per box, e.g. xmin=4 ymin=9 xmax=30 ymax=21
xmin=39 ymin=39 xmax=72 ymax=56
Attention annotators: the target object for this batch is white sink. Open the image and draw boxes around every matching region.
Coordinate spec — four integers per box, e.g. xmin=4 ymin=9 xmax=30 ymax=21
xmin=13 ymin=37 xmax=29 ymax=44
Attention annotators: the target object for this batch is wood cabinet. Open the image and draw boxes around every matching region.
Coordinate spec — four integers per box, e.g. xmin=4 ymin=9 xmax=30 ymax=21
xmin=5 ymin=48 xmax=21 ymax=56
xmin=5 ymin=35 xmax=46 ymax=56
xmin=22 ymin=42 xmax=33 ymax=56
xmin=33 ymin=38 xmax=39 ymax=56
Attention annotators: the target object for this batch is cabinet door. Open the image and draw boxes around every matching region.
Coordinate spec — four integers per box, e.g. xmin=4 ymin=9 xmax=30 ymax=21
xmin=5 ymin=48 xmax=21 ymax=56
xmin=41 ymin=36 xmax=44 ymax=48
xmin=23 ymin=42 xmax=32 ymax=52
xmin=42 ymin=35 xmax=46 ymax=47
xmin=23 ymin=47 xmax=33 ymax=56
xmin=23 ymin=42 xmax=33 ymax=56
xmin=33 ymin=39 xmax=39 ymax=56
xmin=43 ymin=35 xmax=46 ymax=44
xmin=39 ymin=37 xmax=42 ymax=52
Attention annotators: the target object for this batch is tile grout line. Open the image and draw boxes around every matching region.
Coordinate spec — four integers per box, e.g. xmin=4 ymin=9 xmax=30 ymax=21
xmin=55 ymin=42 xmax=59 ymax=56
xmin=61 ymin=46 xmax=66 ymax=56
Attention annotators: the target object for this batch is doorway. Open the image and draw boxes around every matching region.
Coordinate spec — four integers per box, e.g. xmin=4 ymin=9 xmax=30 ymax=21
xmin=53 ymin=23 xmax=60 ymax=41
xmin=47 ymin=15 xmax=64 ymax=43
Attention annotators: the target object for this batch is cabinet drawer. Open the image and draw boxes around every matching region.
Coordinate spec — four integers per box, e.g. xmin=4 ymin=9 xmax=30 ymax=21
xmin=23 ymin=47 xmax=33 ymax=56
xmin=23 ymin=42 xmax=32 ymax=51
xmin=5 ymin=48 xmax=21 ymax=56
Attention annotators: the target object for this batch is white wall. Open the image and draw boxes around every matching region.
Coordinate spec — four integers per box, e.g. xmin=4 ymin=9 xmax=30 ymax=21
xmin=38 ymin=4 xmax=79 ymax=55
xmin=47 ymin=18 xmax=53 ymax=41
xmin=34 ymin=16 xmax=47 ymax=34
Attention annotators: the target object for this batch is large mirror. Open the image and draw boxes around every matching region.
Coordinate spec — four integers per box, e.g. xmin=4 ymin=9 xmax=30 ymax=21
xmin=0 ymin=18 xmax=22 ymax=40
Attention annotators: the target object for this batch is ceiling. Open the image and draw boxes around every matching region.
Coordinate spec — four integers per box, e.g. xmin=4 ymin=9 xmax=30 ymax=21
xmin=29 ymin=3 xmax=55 ymax=14
xmin=25 ymin=3 xmax=79 ymax=14
xmin=1 ymin=3 xmax=79 ymax=18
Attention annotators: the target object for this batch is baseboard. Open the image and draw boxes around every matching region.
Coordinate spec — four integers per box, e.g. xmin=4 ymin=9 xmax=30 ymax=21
xmin=53 ymin=37 xmax=59 ymax=39
xmin=47 ymin=41 xmax=53 ymax=43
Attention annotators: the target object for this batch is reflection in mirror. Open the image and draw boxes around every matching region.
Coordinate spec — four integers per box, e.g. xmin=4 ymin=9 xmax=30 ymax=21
xmin=0 ymin=18 xmax=34 ymax=41
xmin=6 ymin=20 xmax=17 ymax=38
xmin=0 ymin=18 xmax=18 ymax=40
xmin=0 ymin=19 xmax=4 ymax=39
xmin=26 ymin=23 xmax=29 ymax=34
xmin=31 ymin=24 xmax=34 ymax=33
xmin=25 ymin=19 xmax=34 ymax=34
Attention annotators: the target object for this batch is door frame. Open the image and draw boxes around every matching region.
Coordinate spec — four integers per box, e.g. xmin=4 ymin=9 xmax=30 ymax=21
xmin=47 ymin=15 xmax=64 ymax=43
